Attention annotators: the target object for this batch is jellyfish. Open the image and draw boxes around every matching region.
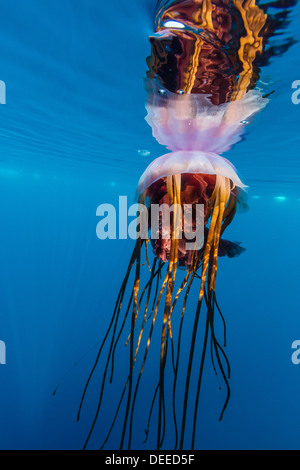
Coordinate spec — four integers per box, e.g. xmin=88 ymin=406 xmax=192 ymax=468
xmin=78 ymin=151 xmax=247 ymax=451
xmin=77 ymin=0 xmax=295 ymax=451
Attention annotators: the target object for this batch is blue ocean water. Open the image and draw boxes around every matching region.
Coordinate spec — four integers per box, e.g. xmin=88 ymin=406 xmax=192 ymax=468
xmin=0 ymin=0 xmax=300 ymax=450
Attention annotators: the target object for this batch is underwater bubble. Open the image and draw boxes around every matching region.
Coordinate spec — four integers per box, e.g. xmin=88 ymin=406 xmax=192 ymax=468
xmin=274 ymin=196 xmax=286 ymax=201
xmin=251 ymin=195 xmax=260 ymax=199
xmin=138 ymin=149 xmax=151 ymax=157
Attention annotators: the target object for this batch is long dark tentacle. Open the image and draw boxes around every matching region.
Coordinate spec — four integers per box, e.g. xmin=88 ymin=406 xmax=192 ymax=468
xmin=157 ymin=175 xmax=178 ymax=450
xmin=172 ymin=256 xmax=199 ymax=450
xmin=99 ymin=379 xmax=128 ymax=450
xmin=191 ymin=286 xmax=212 ymax=450
xmin=209 ymin=307 xmax=231 ymax=422
xmin=213 ymin=292 xmax=227 ymax=347
xmin=143 ymin=382 xmax=159 ymax=444
xmin=159 ymin=328 xmax=168 ymax=449
xmin=148 ymin=260 xmax=164 ymax=320
xmin=127 ymin=258 xmax=159 ymax=449
xmin=110 ymin=290 xmax=134 ymax=383
xmin=77 ymin=242 xmax=138 ymax=429
xmin=98 ymin=259 xmax=166 ymax=449
xmin=120 ymin=238 xmax=142 ymax=449
xmin=179 ymin=284 xmax=204 ymax=450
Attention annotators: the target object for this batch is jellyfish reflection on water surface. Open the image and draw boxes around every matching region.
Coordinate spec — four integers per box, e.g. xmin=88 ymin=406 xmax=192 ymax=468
xmin=77 ymin=0 xmax=296 ymax=450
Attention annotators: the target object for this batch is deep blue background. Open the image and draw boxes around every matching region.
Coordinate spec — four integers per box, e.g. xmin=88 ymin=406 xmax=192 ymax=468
xmin=0 ymin=0 xmax=299 ymax=450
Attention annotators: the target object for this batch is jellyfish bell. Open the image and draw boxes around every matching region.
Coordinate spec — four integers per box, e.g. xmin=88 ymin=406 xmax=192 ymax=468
xmin=137 ymin=149 xmax=247 ymax=268
xmin=137 ymin=150 xmax=247 ymax=195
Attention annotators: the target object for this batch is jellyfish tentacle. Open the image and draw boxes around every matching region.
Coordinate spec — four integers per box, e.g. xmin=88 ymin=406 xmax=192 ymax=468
xmin=143 ymin=382 xmax=160 ymax=445
xmin=213 ymin=291 xmax=227 ymax=347
xmin=206 ymin=254 xmax=231 ymax=426
xmin=210 ymin=332 xmax=222 ymax=388
xmin=167 ymin=174 xmax=182 ymax=370
xmin=77 ymin=242 xmax=139 ymax=427
xmin=125 ymin=259 xmax=170 ymax=449
xmin=110 ymin=289 xmax=134 ymax=382
xmin=134 ymin=257 xmax=159 ymax=360
xmin=124 ymin=257 xmax=158 ymax=349
xmin=120 ymin=236 xmax=142 ymax=450
xmin=220 ymin=190 xmax=237 ymax=236
xmin=100 ymin=259 xmax=163 ymax=450
xmin=157 ymin=174 xmax=181 ymax=449
xmin=209 ymin=298 xmax=231 ymax=422
xmin=148 ymin=260 xmax=164 ymax=320
xmin=100 ymin=256 xmax=167 ymax=449
xmin=178 ymin=277 xmax=205 ymax=450
xmin=159 ymin=328 xmax=169 ymax=449
xmin=141 ymin=239 xmax=152 ymax=273
xmin=210 ymin=178 xmax=231 ymax=291
xmin=82 ymin=240 xmax=143 ymax=450
xmin=170 ymin=251 xmax=196 ymax=374
xmin=179 ymin=187 xmax=220 ymax=449
xmin=178 ymin=175 xmax=232 ymax=450
xmin=172 ymin=254 xmax=199 ymax=450
xmin=191 ymin=293 xmax=211 ymax=451
xmin=127 ymin=257 xmax=161 ymax=448
xmin=191 ymin=179 xmax=231 ymax=449
xmin=99 ymin=378 xmax=128 ymax=450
